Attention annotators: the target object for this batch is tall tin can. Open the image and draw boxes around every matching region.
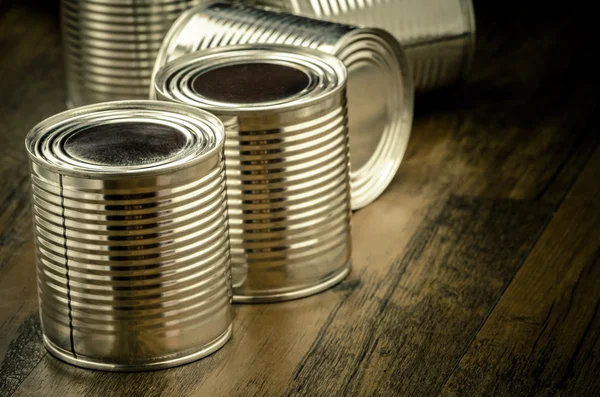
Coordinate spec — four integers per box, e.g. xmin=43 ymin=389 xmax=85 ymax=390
xmin=26 ymin=101 xmax=233 ymax=371
xmin=61 ymin=0 xmax=203 ymax=107
xmin=245 ymin=0 xmax=476 ymax=91
xmin=154 ymin=45 xmax=352 ymax=303
xmin=152 ymin=1 xmax=414 ymax=210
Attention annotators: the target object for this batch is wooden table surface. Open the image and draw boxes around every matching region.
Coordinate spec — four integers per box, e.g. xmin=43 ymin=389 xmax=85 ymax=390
xmin=1 ymin=1 xmax=599 ymax=396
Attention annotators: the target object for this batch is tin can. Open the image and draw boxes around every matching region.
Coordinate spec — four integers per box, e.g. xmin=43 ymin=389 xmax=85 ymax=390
xmin=245 ymin=0 xmax=476 ymax=91
xmin=25 ymin=101 xmax=233 ymax=371
xmin=61 ymin=0 xmax=203 ymax=107
xmin=152 ymin=1 xmax=414 ymax=210
xmin=154 ymin=45 xmax=352 ymax=302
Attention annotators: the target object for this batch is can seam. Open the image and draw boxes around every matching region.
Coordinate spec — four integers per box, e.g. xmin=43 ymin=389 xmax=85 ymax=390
xmin=59 ymin=174 xmax=77 ymax=359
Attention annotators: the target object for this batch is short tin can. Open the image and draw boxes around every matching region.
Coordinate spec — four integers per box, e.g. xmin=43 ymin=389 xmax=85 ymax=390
xmin=25 ymin=100 xmax=233 ymax=371
xmin=154 ymin=45 xmax=352 ymax=303
xmin=152 ymin=1 xmax=414 ymax=210
xmin=245 ymin=0 xmax=476 ymax=91
xmin=61 ymin=0 xmax=203 ymax=107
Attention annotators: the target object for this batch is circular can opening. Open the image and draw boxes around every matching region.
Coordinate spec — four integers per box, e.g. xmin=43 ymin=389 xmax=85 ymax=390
xmin=191 ymin=62 xmax=310 ymax=104
xmin=63 ymin=122 xmax=189 ymax=166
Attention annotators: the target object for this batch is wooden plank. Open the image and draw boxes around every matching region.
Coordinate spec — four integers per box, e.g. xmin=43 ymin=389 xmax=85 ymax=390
xmin=0 ymin=313 xmax=44 ymax=397
xmin=283 ymin=196 xmax=553 ymax=397
xmin=439 ymin=149 xmax=600 ymax=396
xmin=1 ymin=2 xmax=599 ymax=397
xmin=0 ymin=4 xmax=67 ymax=396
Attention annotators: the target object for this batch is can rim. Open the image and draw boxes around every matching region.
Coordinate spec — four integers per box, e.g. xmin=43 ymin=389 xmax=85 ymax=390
xmin=150 ymin=1 xmax=220 ymax=98
xmin=330 ymin=27 xmax=415 ymax=210
xmin=153 ymin=44 xmax=348 ymax=115
xmin=25 ymin=100 xmax=225 ymax=178
xmin=43 ymin=325 xmax=233 ymax=371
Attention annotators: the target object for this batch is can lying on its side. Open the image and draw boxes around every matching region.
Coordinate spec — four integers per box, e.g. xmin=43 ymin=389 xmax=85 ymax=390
xmin=26 ymin=101 xmax=233 ymax=371
xmin=61 ymin=0 xmax=203 ymax=107
xmin=246 ymin=0 xmax=476 ymax=91
xmin=152 ymin=2 xmax=414 ymax=210
xmin=154 ymin=45 xmax=352 ymax=303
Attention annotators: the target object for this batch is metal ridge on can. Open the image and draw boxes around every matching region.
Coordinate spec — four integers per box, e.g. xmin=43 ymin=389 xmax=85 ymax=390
xmin=26 ymin=100 xmax=233 ymax=371
xmin=61 ymin=0 xmax=204 ymax=107
xmin=154 ymin=45 xmax=353 ymax=303
xmin=245 ymin=0 xmax=476 ymax=91
xmin=152 ymin=1 xmax=414 ymax=210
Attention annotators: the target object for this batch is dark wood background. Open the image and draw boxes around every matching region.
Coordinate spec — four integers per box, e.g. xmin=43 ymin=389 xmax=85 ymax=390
xmin=1 ymin=1 xmax=599 ymax=396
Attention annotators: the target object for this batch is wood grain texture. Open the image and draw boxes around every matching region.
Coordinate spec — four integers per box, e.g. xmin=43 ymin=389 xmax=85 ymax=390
xmin=283 ymin=197 xmax=551 ymax=397
xmin=0 ymin=1 xmax=599 ymax=396
xmin=0 ymin=314 xmax=44 ymax=397
xmin=0 ymin=1 xmax=66 ymax=394
xmin=440 ymin=148 xmax=600 ymax=397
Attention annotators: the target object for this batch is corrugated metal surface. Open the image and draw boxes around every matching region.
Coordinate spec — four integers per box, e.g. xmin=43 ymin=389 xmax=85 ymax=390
xmin=61 ymin=0 xmax=203 ymax=107
xmin=246 ymin=0 xmax=476 ymax=91
xmin=153 ymin=2 xmax=414 ymax=209
xmin=26 ymin=101 xmax=233 ymax=371
xmin=155 ymin=46 xmax=353 ymax=302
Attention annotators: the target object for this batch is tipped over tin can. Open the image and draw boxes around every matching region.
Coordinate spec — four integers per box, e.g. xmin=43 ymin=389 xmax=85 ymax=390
xmin=61 ymin=0 xmax=203 ymax=107
xmin=152 ymin=1 xmax=414 ymax=210
xmin=154 ymin=45 xmax=352 ymax=303
xmin=245 ymin=0 xmax=476 ymax=91
xmin=26 ymin=101 xmax=233 ymax=371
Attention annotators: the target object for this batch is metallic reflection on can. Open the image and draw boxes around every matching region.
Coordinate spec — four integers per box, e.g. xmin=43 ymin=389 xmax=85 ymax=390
xmin=26 ymin=101 xmax=232 ymax=371
xmin=154 ymin=45 xmax=352 ymax=302
xmin=246 ymin=0 xmax=476 ymax=91
xmin=60 ymin=0 xmax=203 ymax=107
xmin=152 ymin=2 xmax=414 ymax=209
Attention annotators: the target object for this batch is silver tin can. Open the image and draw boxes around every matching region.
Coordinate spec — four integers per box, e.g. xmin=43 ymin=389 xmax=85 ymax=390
xmin=152 ymin=1 xmax=414 ymax=210
xmin=154 ymin=45 xmax=352 ymax=303
xmin=61 ymin=0 xmax=203 ymax=107
xmin=25 ymin=101 xmax=233 ymax=371
xmin=246 ymin=0 xmax=476 ymax=91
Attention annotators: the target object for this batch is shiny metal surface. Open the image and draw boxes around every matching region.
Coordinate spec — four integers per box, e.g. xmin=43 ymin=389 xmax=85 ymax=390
xmin=152 ymin=2 xmax=414 ymax=209
xmin=154 ymin=45 xmax=352 ymax=302
xmin=61 ymin=0 xmax=204 ymax=107
xmin=26 ymin=101 xmax=233 ymax=371
xmin=246 ymin=0 xmax=476 ymax=91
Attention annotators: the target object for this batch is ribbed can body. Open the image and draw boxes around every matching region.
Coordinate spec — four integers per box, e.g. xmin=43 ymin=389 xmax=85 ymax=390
xmin=222 ymin=97 xmax=352 ymax=301
xmin=154 ymin=2 xmax=414 ymax=210
xmin=154 ymin=46 xmax=352 ymax=302
xmin=245 ymin=0 xmax=476 ymax=91
xmin=60 ymin=0 xmax=202 ymax=107
xmin=26 ymin=101 xmax=233 ymax=371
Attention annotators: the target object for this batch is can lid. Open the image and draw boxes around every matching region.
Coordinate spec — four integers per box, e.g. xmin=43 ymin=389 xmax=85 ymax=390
xmin=191 ymin=63 xmax=311 ymax=104
xmin=25 ymin=100 xmax=225 ymax=178
xmin=153 ymin=44 xmax=347 ymax=115
xmin=63 ymin=122 xmax=190 ymax=167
